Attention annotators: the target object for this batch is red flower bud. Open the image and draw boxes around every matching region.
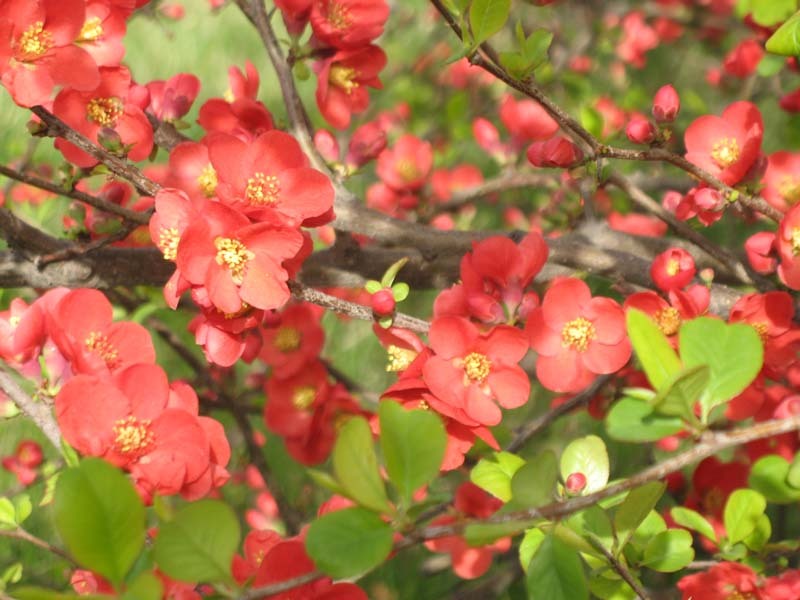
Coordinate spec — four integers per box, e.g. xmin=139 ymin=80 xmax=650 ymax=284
xmin=652 ymin=84 xmax=680 ymax=123
xmin=526 ymin=136 xmax=583 ymax=168
xmin=314 ymin=129 xmax=340 ymax=163
xmin=651 ymin=247 xmax=696 ymax=291
xmin=565 ymin=472 xmax=587 ymax=494
xmin=347 ymin=122 xmax=387 ymax=168
xmin=371 ymin=289 xmax=396 ymax=316
xmin=626 ymin=117 xmax=657 ymax=144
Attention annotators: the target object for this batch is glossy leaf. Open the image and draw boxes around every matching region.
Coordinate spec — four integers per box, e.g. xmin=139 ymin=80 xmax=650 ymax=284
xmin=470 ymin=451 xmax=525 ymax=502
xmin=333 ymin=417 xmax=392 ymax=514
xmin=614 ymin=482 xmax=666 ymax=552
xmin=766 ymin=11 xmax=800 ymax=55
xmin=153 ymin=500 xmax=239 ymax=585
xmin=605 ymin=397 xmax=684 ymax=442
xmin=626 ymin=309 xmax=681 ymax=390
xmin=749 ymin=455 xmax=800 ymax=503
xmin=305 ymin=507 xmax=393 ymax=579
xmin=560 ymin=435 xmax=609 ymax=494
xmin=723 ymin=489 xmax=766 ymax=545
xmin=519 ymin=528 xmax=546 ymax=572
xmin=671 ymin=506 xmax=717 ymax=543
xmin=652 ymin=365 xmax=709 ymax=422
xmin=510 ymin=450 xmax=558 ymax=508
xmin=379 ymin=400 xmax=446 ymax=507
xmin=642 ymin=529 xmax=694 ymax=572
xmin=120 ymin=573 xmax=163 ymax=600
xmin=526 ymin=534 xmax=589 ymax=600
xmin=469 ymin=0 xmax=511 ymax=46
xmin=53 ymin=458 xmax=145 ymax=586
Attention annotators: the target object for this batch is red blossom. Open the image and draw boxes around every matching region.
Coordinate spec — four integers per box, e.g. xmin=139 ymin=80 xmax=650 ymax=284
xmin=259 ymin=303 xmax=325 ymax=378
xmin=309 ymin=0 xmax=389 ymax=49
xmin=723 ymin=38 xmax=763 ymax=78
xmin=527 ymin=278 xmax=631 ymax=393
xmin=763 ymin=151 xmax=800 ymax=213
xmin=650 ymin=247 xmax=696 ymax=291
xmin=499 ymin=94 xmax=559 ymax=144
xmin=376 ymin=134 xmax=433 ymax=192
xmin=678 ymin=562 xmax=761 ymax=600
xmin=652 ymin=84 xmax=680 ymax=123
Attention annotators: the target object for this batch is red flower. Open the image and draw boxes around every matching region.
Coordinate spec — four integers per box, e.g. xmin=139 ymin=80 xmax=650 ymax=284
xmin=625 ymin=116 xmax=656 ymax=144
xmin=259 ymin=303 xmax=325 ymax=378
xmin=623 ymin=288 xmax=706 ymax=338
xmin=527 ymin=278 xmax=630 ymax=393
xmin=430 ymin=164 xmax=483 ymax=203
xmin=55 ymin=364 xmax=216 ymax=498
xmin=776 ymin=204 xmax=800 ymax=289
xmin=49 ymin=288 xmax=155 ymax=375
xmin=145 ymin=72 xmax=200 ymax=122
xmin=198 ymin=95 xmax=274 ymax=139
xmin=2 ymin=440 xmax=43 ymax=486
xmin=422 ymin=316 xmax=530 ymax=427
xmin=763 ymin=151 xmax=800 ymax=213
xmin=678 ymin=562 xmax=761 ymax=600
xmin=616 ymin=11 xmax=658 ymax=68
xmin=315 ymin=45 xmax=386 ymax=130
xmin=376 ymin=134 xmax=433 ymax=192
xmin=499 ymin=94 xmax=559 ymax=144
xmin=0 ymin=0 xmax=100 ymax=107
xmin=723 ymin=38 xmax=763 ymax=79
xmin=607 ymin=211 xmax=668 ymax=237
xmin=166 ymin=139 xmax=219 ymax=200
xmin=310 ymin=0 xmax=389 ymax=49
xmin=650 ymin=247 xmax=696 ymax=291
xmin=526 ymin=136 xmax=584 ymax=168
xmin=176 ymin=201 xmax=304 ymax=314
xmin=189 ymin=304 xmax=263 ymax=367
xmin=684 ymin=101 xmax=763 ymax=186
xmin=207 ymin=131 xmax=334 ymax=226
xmin=53 ymin=66 xmax=153 ymax=168
xmin=76 ymin=1 xmax=128 ymax=68
xmin=745 ymin=231 xmax=777 ymax=274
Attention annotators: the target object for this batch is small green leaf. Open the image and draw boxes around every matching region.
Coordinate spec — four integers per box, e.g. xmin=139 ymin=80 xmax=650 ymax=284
xmin=153 ymin=500 xmax=240 ymax=585
xmin=333 ymin=417 xmax=392 ymax=514
xmin=642 ymin=529 xmax=695 ymax=572
xmin=564 ymin=506 xmax=614 ymax=556
xmin=306 ymin=469 xmax=346 ymax=496
xmin=652 ymin=365 xmax=709 ymax=422
xmin=724 ymin=489 xmax=766 ymax=545
xmin=671 ymin=506 xmax=717 ymax=543
xmin=469 ymin=0 xmax=511 ymax=46
xmin=470 ymin=451 xmax=525 ymax=502
xmin=519 ymin=528 xmax=546 ymax=572
xmin=626 ymin=309 xmax=681 ymax=390
xmin=391 ymin=282 xmax=410 ymax=302
xmin=305 ymin=507 xmax=393 ymax=579
xmin=786 ymin=450 xmax=800 ymax=488
xmin=379 ymin=401 xmax=447 ymax=507
xmin=560 ymin=435 xmax=609 ymax=494
xmin=0 ymin=498 xmax=15 ymax=529
xmin=380 ymin=257 xmax=409 ymax=288
xmin=580 ymin=106 xmax=604 ymax=140
xmin=679 ymin=318 xmax=763 ymax=421
xmin=526 ymin=534 xmax=589 ymax=600
xmin=510 ymin=451 xmax=558 ymax=508
xmin=743 ymin=513 xmax=771 ymax=552
xmin=364 ymin=280 xmax=382 ymax=294
xmin=464 ymin=520 xmax=532 ymax=546
xmin=749 ymin=455 xmax=800 ymax=503
xmin=0 ymin=562 xmax=22 ymax=588
xmin=753 ymin=0 xmax=797 ymax=26
xmin=121 ymin=573 xmax=163 ymax=600
xmin=14 ymin=495 xmax=32 ymax=524
xmin=53 ymin=458 xmax=145 ymax=586
xmin=614 ymin=482 xmax=666 ymax=552
xmin=606 ymin=397 xmax=684 ymax=442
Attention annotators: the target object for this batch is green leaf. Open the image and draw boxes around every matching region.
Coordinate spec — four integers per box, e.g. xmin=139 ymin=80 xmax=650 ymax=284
xmin=564 ymin=506 xmax=614 ymax=556
xmin=519 ymin=528 xmax=546 ymax=572
xmin=153 ymin=499 xmax=240 ymax=585
xmin=723 ymin=489 xmax=766 ymax=545
xmin=0 ymin=562 xmax=22 ymax=588
xmin=753 ymin=0 xmax=797 ymax=26
xmin=679 ymin=318 xmax=763 ymax=421
xmin=642 ymin=529 xmax=695 ymax=572
xmin=757 ymin=53 xmax=786 ymax=76
xmin=469 ymin=0 xmax=511 ymax=46
xmin=749 ymin=455 xmax=800 ymax=503
xmin=391 ymin=282 xmax=410 ymax=302
xmin=526 ymin=534 xmax=589 ymax=600
xmin=626 ymin=309 xmax=681 ymax=390
xmin=379 ymin=401 xmax=447 ymax=507
xmin=606 ymin=398 xmax=684 ymax=442
xmin=510 ymin=451 xmax=558 ymax=508
xmin=670 ymin=507 xmax=717 ymax=543
xmin=580 ymin=106 xmax=604 ymax=140
xmin=306 ymin=469 xmax=346 ymax=496
xmin=464 ymin=520 xmax=532 ymax=546
xmin=333 ymin=417 xmax=392 ymax=514
xmin=121 ymin=573 xmax=163 ymax=600
xmin=470 ymin=451 xmax=525 ymax=501
xmin=787 ymin=450 xmax=800 ymax=488
xmin=305 ymin=507 xmax=393 ymax=579
xmin=560 ymin=435 xmax=609 ymax=494
xmin=14 ymin=495 xmax=31 ymax=524
xmin=743 ymin=513 xmax=771 ymax=552
xmin=652 ymin=365 xmax=709 ymax=421
xmin=53 ymin=458 xmax=145 ymax=586
xmin=614 ymin=482 xmax=666 ymax=552
xmin=380 ymin=257 xmax=409 ymax=288
xmin=0 ymin=498 xmax=15 ymax=529
xmin=364 ymin=280 xmax=382 ymax=294
xmin=768 ymin=27 xmax=800 ymax=59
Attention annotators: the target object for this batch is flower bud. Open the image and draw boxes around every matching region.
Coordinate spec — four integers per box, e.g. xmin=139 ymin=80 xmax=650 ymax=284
xmin=652 ymin=84 xmax=680 ymax=123
xmin=565 ymin=472 xmax=587 ymax=494
xmin=371 ymin=289 xmax=396 ymax=316
xmin=347 ymin=122 xmax=387 ymax=168
xmin=526 ymin=136 xmax=583 ymax=168
xmin=651 ymin=247 xmax=696 ymax=291
xmin=625 ymin=117 xmax=656 ymax=144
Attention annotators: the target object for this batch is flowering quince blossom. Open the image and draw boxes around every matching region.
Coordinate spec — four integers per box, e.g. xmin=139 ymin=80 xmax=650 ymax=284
xmin=0 ymin=0 xmax=101 ymax=107
xmin=1 ymin=440 xmax=43 ymax=486
xmin=75 ymin=0 xmax=128 ymax=68
xmin=527 ymin=277 xmax=631 ymax=393
xmin=376 ymin=133 xmax=433 ymax=192
xmin=763 ymin=151 xmax=800 ymax=213
xmin=684 ymin=100 xmax=764 ymax=186
xmin=144 ymin=72 xmax=200 ymax=122
xmin=422 ymin=316 xmax=530 ymax=427
xmin=499 ymin=94 xmax=559 ymax=144
xmin=650 ymin=247 xmax=696 ymax=291
xmin=310 ymin=0 xmax=389 ymax=49
xmin=55 ymin=363 xmax=230 ymax=500
xmin=259 ymin=302 xmax=325 ymax=377
xmin=53 ymin=66 xmax=153 ymax=168
xmin=776 ymin=203 xmax=800 ymax=289
xmin=623 ymin=287 xmax=708 ymax=337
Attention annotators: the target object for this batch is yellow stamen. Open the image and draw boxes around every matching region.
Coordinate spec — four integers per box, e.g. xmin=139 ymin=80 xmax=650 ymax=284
xmin=710 ymin=137 xmax=740 ymax=169
xmin=291 ymin=386 xmax=316 ymax=410
xmin=112 ymin=416 xmax=154 ymax=456
xmin=84 ymin=331 xmax=119 ymax=369
xmin=386 ymin=345 xmax=417 ymax=372
xmin=78 ymin=17 xmax=104 ymax=42
xmin=86 ymin=97 xmax=123 ymax=127
xmin=158 ymin=227 xmax=180 ymax=261
xmin=561 ymin=317 xmax=596 ymax=353
xmin=463 ymin=352 xmax=491 ymax=383
xmin=329 ymin=65 xmax=359 ymax=94
xmin=274 ymin=327 xmax=301 ymax=352
xmin=214 ymin=237 xmax=254 ymax=284
xmin=17 ymin=22 xmax=52 ymax=60
xmin=197 ymin=165 xmax=218 ymax=198
xmin=245 ymin=172 xmax=280 ymax=205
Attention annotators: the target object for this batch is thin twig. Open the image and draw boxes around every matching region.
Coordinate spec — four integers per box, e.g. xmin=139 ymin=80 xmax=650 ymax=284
xmin=587 ymin=535 xmax=651 ymax=600
xmin=0 ymin=528 xmax=76 ymax=566
xmin=0 ymin=370 xmax=60 ymax=450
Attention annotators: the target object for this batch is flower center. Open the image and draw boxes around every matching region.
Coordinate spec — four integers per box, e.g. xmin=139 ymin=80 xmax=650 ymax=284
xmin=84 ymin=331 xmax=119 ymax=369
xmin=396 ymin=159 xmax=419 ymax=183
xmin=291 ymin=386 xmax=316 ymax=410
xmin=112 ymin=416 xmax=154 ymax=457
xmin=328 ymin=2 xmax=352 ymax=29
xmin=655 ymin=307 xmax=681 ymax=336
xmin=386 ymin=345 xmax=417 ymax=372
xmin=197 ymin=165 xmax=218 ymax=197
xmin=274 ymin=327 xmax=301 ymax=352
xmin=329 ymin=65 xmax=359 ymax=94
xmin=245 ymin=172 xmax=280 ymax=205
xmin=214 ymin=237 xmax=254 ymax=285
xmin=86 ymin=97 xmax=123 ymax=127
xmin=561 ymin=317 xmax=596 ymax=352
xmin=711 ymin=137 xmax=740 ymax=169
xmin=78 ymin=17 xmax=104 ymax=42
xmin=792 ymin=227 xmax=800 ymax=256
xmin=463 ymin=352 xmax=491 ymax=383
xmin=158 ymin=227 xmax=180 ymax=261
xmin=17 ymin=22 xmax=53 ymax=60
xmin=665 ymin=258 xmax=680 ymax=277
xmin=752 ymin=322 xmax=769 ymax=342
xmin=779 ymin=176 xmax=800 ymax=204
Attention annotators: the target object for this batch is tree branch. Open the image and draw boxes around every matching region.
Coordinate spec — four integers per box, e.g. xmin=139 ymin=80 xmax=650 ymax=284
xmin=0 ymin=369 xmax=61 ymax=450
